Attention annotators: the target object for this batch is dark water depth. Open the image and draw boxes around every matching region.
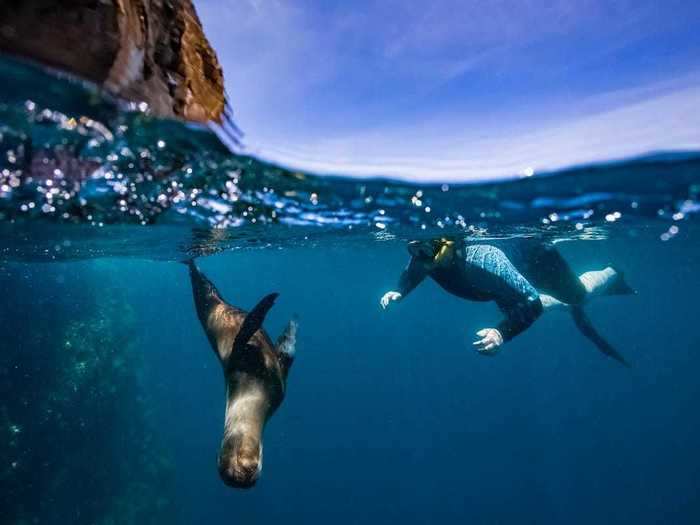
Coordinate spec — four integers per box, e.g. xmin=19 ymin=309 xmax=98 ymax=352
xmin=2 ymin=235 xmax=700 ymax=524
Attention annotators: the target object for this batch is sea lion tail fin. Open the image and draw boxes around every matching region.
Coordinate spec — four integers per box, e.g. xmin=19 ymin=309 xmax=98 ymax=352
xmin=276 ymin=318 xmax=298 ymax=357
xmin=233 ymin=293 xmax=279 ymax=350
xmin=276 ymin=318 xmax=298 ymax=376
xmin=570 ymin=306 xmax=630 ymax=367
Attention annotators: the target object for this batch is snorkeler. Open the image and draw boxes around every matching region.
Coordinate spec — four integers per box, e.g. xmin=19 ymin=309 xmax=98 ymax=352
xmin=186 ymin=260 xmax=297 ymax=488
xmin=380 ymin=238 xmax=636 ymax=365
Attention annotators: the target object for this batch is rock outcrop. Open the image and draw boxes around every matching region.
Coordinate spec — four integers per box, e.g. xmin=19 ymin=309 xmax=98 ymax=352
xmin=0 ymin=0 xmax=226 ymax=124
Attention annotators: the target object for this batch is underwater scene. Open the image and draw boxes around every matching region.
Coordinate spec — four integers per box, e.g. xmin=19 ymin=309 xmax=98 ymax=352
xmin=1 ymin=50 xmax=700 ymax=525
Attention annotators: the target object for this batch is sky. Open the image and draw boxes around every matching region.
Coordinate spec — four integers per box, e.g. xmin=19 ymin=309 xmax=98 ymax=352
xmin=196 ymin=0 xmax=700 ymax=181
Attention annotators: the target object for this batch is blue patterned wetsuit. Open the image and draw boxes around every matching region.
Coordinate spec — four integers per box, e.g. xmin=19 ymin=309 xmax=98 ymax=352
xmin=397 ymin=244 xmax=544 ymax=341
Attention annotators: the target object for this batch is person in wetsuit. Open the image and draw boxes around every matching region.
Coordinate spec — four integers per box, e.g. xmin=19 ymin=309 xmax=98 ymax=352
xmin=380 ymin=238 xmax=636 ymax=365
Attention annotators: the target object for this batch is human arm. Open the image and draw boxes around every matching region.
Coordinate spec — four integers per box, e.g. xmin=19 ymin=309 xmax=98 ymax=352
xmin=474 ymin=296 xmax=543 ymax=354
xmin=495 ymin=296 xmax=544 ymax=343
xmin=468 ymin=245 xmax=543 ymax=353
xmin=380 ymin=256 xmax=428 ymax=309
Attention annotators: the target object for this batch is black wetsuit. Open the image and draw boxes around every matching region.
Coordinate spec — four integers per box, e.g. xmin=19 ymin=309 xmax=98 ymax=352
xmin=397 ymin=240 xmax=587 ymax=342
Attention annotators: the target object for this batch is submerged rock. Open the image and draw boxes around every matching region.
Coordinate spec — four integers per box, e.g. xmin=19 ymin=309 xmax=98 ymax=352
xmin=0 ymin=262 xmax=176 ymax=524
xmin=0 ymin=0 xmax=226 ymax=124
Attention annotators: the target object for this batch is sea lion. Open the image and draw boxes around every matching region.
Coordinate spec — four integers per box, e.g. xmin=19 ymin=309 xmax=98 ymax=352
xmin=187 ymin=260 xmax=297 ymax=488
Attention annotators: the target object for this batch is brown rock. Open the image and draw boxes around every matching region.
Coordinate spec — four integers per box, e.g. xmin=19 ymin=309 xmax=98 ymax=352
xmin=0 ymin=0 xmax=226 ymax=124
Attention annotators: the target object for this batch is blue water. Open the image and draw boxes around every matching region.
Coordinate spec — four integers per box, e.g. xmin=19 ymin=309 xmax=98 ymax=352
xmin=2 ymin=56 xmax=700 ymax=524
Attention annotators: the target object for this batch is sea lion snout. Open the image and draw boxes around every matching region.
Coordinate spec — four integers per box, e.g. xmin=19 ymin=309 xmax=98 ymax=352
xmin=218 ymin=440 xmax=263 ymax=488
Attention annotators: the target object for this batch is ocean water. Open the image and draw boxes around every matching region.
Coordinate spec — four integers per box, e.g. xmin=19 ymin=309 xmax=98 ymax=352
xmin=2 ymin=56 xmax=700 ymax=524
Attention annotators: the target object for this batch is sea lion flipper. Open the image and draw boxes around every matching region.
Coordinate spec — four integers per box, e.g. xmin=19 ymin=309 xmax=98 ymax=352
xmin=276 ymin=318 xmax=298 ymax=356
xmin=276 ymin=318 xmax=298 ymax=376
xmin=570 ymin=306 xmax=630 ymax=367
xmin=233 ymin=293 xmax=279 ymax=351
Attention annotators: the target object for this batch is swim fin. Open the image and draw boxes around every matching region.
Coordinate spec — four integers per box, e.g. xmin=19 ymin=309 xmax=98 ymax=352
xmin=605 ymin=267 xmax=637 ymax=296
xmin=233 ymin=293 xmax=279 ymax=351
xmin=570 ymin=306 xmax=630 ymax=367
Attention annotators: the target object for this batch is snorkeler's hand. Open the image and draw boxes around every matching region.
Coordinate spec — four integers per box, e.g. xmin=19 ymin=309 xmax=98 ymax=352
xmin=473 ymin=328 xmax=504 ymax=354
xmin=380 ymin=291 xmax=402 ymax=309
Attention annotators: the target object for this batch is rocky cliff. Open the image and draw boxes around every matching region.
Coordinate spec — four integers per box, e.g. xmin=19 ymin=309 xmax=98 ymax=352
xmin=0 ymin=0 xmax=226 ymax=124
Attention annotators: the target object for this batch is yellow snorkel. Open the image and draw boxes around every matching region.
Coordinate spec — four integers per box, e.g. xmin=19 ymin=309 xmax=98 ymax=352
xmin=433 ymin=238 xmax=454 ymax=263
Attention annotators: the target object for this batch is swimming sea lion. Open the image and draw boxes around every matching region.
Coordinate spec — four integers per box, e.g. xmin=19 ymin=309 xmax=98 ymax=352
xmin=187 ymin=260 xmax=297 ymax=488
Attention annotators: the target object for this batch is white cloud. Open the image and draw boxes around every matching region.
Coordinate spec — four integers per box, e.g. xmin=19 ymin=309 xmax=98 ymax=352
xmin=241 ymin=82 xmax=700 ymax=181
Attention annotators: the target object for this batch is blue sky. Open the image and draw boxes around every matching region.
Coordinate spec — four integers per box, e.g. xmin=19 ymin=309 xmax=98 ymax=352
xmin=197 ymin=0 xmax=700 ymax=181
